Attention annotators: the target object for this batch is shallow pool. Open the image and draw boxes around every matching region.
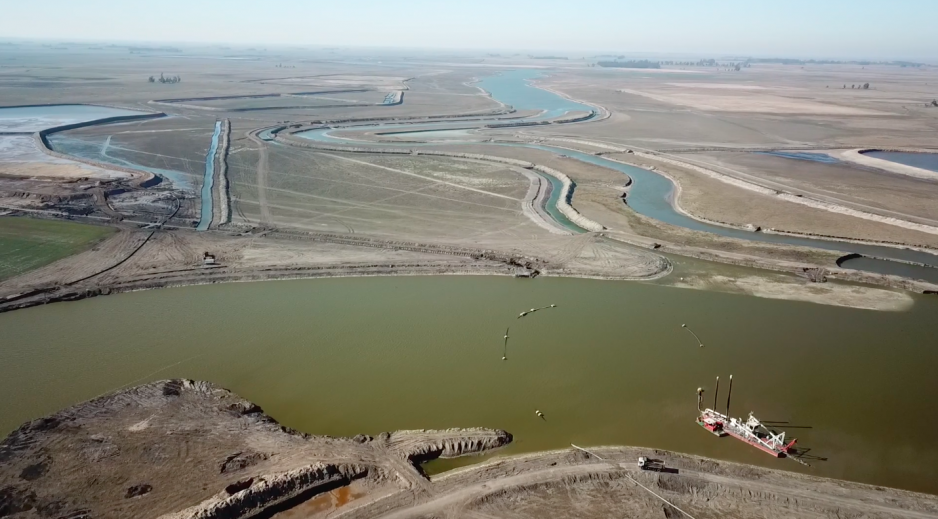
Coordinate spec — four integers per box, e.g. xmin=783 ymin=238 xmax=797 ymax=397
xmin=0 ymin=104 xmax=145 ymax=132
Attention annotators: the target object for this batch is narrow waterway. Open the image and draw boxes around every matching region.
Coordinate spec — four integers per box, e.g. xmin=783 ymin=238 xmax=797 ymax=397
xmin=1 ymin=276 xmax=937 ymax=493
xmin=197 ymin=121 xmax=222 ymax=231
xmin=297 ymin=72 xmax=938 ymax=283
xmin=48 ymin=134 xmax=195 ymax=190
xmin=476 ymin=69 xmax=594 ymax=120
xmin=521 ymin=145 xmax=938 ymax=279
xmin=0 ymin=104 xmax=144 ymax=133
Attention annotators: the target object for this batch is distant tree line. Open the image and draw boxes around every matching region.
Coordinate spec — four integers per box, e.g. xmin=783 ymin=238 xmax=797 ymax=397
xmin=597 ymin=60 xmax=661 ymax=69
xmin=658 ymin=59 xmax=749 ymax=70
xmin=129 ymin=46 xmax=182 ymax=53
xmin=593 ymin=56 xmax=927 ymax=70
xmin=750 ymin=58 xmax=924 ymax=67
xmin=149 ymin=73 xmax=181 ymax=84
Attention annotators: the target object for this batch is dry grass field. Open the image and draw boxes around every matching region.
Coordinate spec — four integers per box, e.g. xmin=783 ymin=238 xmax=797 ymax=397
xmin=4 ymin=43 xmax=938 ymax=519
xmin=531 ymin=64 xmax=938 ymax=149
xmin=1 ymin=44 xmax=936 ymax=299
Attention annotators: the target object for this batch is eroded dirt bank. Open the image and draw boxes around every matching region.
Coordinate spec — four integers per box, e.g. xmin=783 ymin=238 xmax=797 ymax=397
xmin=2 ymin=381 xmax=936 ymax=519
xmin=0 ymin=379 xmax=512 ymax=519
xmin=347 ymin=446 xmax=938 ymax=519
xmin=0 ymin=223 xmax=671 ymax=315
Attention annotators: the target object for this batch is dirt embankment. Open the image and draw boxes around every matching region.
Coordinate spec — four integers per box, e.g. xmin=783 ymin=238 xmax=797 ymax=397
xmin=0 ymin=379 xmax=512 ymax=519
xmin=0 ymin=227 xmax=563 ymax=315
xmin=33 ymin=114 xmax=167 ymax=189
xmin=372 ymin=447 xmax=938 ymax=519
xmin=836 ymin=148 xmax=938 ymax=181
xmin=3 ymin=381 xmax=935 ymax=519
xmin=545 ymin=137 xmax=938 ymax=239
xmin=516 ymin=137 xmax=938 ymax=292
xmin=211 ymin=119 xmax=231 ymax=229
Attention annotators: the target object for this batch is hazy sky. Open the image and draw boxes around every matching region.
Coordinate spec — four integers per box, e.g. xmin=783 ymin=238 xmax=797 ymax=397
xmin=2 ymin=0 xmax=936 ymax=59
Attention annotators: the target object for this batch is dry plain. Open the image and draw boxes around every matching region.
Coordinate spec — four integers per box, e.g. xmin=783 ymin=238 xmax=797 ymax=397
xmin=2 ymin=43 xmax=938 ymax=518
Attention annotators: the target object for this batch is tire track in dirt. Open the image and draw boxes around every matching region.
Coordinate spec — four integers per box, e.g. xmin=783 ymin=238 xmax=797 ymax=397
xmin=247 ymin=130 xmax=272 ymax=225
xmin=319 ymin=153 xmax=520 ymax=201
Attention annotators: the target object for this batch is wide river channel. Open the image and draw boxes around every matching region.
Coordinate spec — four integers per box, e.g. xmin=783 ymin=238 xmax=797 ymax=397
xmin=1 ymin=273 xmax=937 ymax=493
xmin=3 ymin=73 xmax=938 ymax=495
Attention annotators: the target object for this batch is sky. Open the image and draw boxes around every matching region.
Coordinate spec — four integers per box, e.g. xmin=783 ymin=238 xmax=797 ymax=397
xmin=1 ymin=0 xmax=936 ymax=59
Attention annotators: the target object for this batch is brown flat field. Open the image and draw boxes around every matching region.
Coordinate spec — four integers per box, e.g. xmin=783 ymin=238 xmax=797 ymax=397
xmin=229 ymin=146 xmax=535 ymax=241
xmin=530 ymin=64 xmax=938 ymax=149
xmin=694 ymin=151 xmax=938 ymax=222
xmin=4 ymin=44 xmax=938 ymax=519
xmin=2 ymin=47 xmax=936 ymax=289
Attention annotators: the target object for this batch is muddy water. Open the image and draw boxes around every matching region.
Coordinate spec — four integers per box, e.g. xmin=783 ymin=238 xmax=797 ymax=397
xmin=1 ymin=276 xmax=937 ymax=493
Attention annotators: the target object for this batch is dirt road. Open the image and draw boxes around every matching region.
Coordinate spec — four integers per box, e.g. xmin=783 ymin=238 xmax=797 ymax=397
xmin=342 ymin=446 xmax=938 ymax=519
xmin=247 ymin=129 xmax=272 ymax=225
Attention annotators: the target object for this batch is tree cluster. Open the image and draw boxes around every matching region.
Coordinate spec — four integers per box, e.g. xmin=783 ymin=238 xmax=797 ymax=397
xmin=752 ymin=58 xmax=923 ymax=67
xmin=597 ymin=60 xmax=660 ymax=69
xmin=658 ymin=59 xmax=750 ymax=68
xmin=148 ymin=73 xmax=181 ymax=84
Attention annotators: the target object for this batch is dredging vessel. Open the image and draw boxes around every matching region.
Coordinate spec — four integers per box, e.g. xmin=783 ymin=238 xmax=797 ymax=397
xmin=696 ymin=375 xmax=807 ymax=465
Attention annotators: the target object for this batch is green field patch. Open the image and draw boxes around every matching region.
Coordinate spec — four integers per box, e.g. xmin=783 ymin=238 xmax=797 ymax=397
xmin=0 ymin=217 xmax=114 ymax=280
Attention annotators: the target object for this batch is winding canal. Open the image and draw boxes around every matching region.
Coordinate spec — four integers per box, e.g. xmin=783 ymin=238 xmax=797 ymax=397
xmin=297 ymin=71 xmax=938 ymax=282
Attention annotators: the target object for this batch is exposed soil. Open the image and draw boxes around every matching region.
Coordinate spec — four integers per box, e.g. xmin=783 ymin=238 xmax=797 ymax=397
xmin=4 ymin=54 xmax=938 ymax=314
xmin=352 ymin=445 xmax=938 ymax=519
xmin=2 ymin=382 xmax=936 ymax=519
xmin=0 ymin=380 xmax=511 ymax=519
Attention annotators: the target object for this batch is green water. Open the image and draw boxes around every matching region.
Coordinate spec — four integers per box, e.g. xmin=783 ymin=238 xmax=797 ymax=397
xmin=2 ymin=276 xmax=937 ymax=493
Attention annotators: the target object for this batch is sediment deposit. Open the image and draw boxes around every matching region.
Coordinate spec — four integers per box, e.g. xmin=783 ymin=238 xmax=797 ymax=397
xmin=2 ymin=381 xmax=935 ymax=519
xmin=0 ymin=379 xmax=512 ymax=519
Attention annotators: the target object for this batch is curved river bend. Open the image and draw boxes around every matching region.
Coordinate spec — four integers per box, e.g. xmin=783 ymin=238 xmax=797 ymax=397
xmin=1 ymin=276 xmax=937 ymax=493
xmin=298 ymin=70 xmax=938 ymax=283
xmin=4 ymin=89 xmax=938 ymax=495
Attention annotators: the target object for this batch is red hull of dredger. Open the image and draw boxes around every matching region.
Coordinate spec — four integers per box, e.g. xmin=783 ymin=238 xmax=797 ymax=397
xmin=724 ymin=428 xmax=785 ymax=457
